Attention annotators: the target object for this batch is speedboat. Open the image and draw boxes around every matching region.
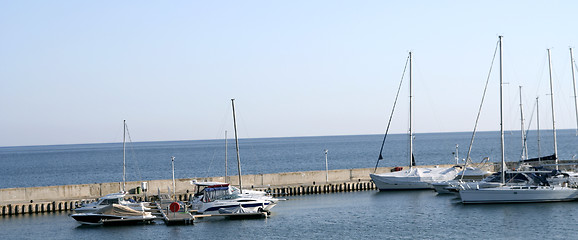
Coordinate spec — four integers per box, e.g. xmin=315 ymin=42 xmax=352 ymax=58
xmin=71 ymin=204 xmax=155 ymax=225
xmin=74 ymin=192 xmax=150 ymax=213
xmin=370 ymin=166 xmax=461 ymax=190
xmin=189 ymin=181 xmax=279 ymax=214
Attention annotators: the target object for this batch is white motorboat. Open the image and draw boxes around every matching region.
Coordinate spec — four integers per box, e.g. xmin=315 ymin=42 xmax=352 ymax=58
xmin=189 ymin=182 xmax=278 ymax=214
xmin=74 ymin=192 xmax=150 ymax=213
xmin=71 ymin=204 xmax=155 ymax=225
xmin=189 ymin=100 xmax=280 ymax=215
xmin=75 ymin=121 xmax=151 ymax=213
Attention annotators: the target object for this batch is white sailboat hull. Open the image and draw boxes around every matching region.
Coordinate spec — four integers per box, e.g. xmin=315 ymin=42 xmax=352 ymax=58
xmin=370 ymin=167 xmax=460 ymax=190
xmin=459 ymin=186 xmax=578 ymax=203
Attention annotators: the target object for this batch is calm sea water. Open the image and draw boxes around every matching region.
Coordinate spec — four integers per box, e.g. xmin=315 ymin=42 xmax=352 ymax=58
xmin=2 ymin=190 xmax=578 ymax=239
xmin=1 ymin=131 xmax=577 ymax=239
xmin=0 ymin=130 xmax=576 ymax=189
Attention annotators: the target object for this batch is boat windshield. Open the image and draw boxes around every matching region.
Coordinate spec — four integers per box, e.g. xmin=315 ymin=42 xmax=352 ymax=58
xmin=201 ymin=185 xmax=238 ymax=202
xmin=99 ymin=198 xmax=121 ymax=205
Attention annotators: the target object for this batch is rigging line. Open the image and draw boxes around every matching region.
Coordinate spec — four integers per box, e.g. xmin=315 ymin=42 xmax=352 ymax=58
xmin=123 ymin=123 xmax=144 ymax=183
xmin=462 ymin=39 xmax=499 ymax=180
xmin=373 ymin=54 xmax=410 ymax=173
xmin=202 ymin=104 xmax=230 ymax=178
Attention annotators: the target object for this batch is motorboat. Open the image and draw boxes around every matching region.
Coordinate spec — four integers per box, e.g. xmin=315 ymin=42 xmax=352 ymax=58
xmin=187 ymin=100 xmax=281 ymax=215
xmin=189 ymin=181 xmax=279 ymax=214
xmin=74 ymin=192 xmax=150 ymax=213
xmin=71 ymin=203 xmax=155 ymax=225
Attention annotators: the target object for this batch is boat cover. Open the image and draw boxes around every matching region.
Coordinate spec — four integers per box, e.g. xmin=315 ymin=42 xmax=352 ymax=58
xmin=94 ymin=204 xmax=145 ymax=216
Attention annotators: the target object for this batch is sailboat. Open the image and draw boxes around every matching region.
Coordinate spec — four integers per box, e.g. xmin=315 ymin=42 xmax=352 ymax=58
xmin=459 ymin=37 xmax=578 ymax=203
xmin=189 ymin=100 xmax=280 ymax=214
xmin=369 ymin=52 xmax=461 ymax=190
xmin=74 ymin=120 xmax=149 ymax=213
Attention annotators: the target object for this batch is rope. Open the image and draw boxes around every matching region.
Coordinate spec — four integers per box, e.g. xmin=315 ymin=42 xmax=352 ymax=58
xmin=124 ymin=123 xmax=144 ymax=184
xmin=374 ymin=54 xmax=410 ymax=173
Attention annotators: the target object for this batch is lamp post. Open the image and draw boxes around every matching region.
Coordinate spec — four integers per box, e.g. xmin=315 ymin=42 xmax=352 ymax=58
xmin=324 ymin=149 xmax=329 ymax=183
xmin=171 ymin=156 xmax=176 ymax=201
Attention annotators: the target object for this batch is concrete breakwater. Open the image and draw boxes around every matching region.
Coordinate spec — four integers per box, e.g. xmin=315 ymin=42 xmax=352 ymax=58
xmin=0 ymin=164 xmax=477 ymax=216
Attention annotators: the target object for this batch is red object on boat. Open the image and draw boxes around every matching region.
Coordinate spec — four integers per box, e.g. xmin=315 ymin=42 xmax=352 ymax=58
xmin=391 ymin=167 xmax=403 ymax=172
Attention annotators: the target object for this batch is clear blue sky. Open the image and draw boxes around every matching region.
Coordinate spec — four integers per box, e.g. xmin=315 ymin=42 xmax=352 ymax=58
xmin=1 ymin=1 xmax=578 ymax=146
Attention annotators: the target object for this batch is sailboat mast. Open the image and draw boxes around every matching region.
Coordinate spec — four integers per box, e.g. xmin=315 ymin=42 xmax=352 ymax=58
xmin=225 ymin=130 xmax=228 ymax=183
xmin=519 ymin=86 xmax=528 ymax=160
xmin=547 ymin=49 xmax=559 ymax=170
xmin=499 ymin=36 xmax=506 ymax=185
xmin=409 ymin=51 xmax=414 ymax=169
xmin=570 ymin=48 xmax=578 ymax=136
xmin=122 ymin=120 xmax=126 ymax=193
xmin=536 ymin=97 xmax=542 ymax=164
xmin=231 ymin=99 xmax=243 ymax=193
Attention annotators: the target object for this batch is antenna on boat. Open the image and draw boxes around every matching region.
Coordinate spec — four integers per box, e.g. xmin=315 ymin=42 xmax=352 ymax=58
xmin=123 ymin=120 xmax=126 ymax=193
xmin=231 ymin=99 xmax=243 ymax=194
xmin=547 ymin=48 xmax=559 ymax=170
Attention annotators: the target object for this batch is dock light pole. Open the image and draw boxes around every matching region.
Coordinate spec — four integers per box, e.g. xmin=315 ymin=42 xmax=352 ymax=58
xmin=324 ymin=149 xmax=329 ymax=183
xmin=171 ymin=156 xmax=176 ymax=201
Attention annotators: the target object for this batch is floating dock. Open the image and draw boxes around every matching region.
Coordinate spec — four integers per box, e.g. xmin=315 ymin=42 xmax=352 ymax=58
xmin=155 ymin=199 xmax=268 ymax=225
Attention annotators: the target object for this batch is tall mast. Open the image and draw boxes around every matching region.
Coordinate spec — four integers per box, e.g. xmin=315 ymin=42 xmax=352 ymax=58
xmin=547 ymin=49 xmax=559 ymax=170
xmin=409 ymin=51 xmax=414 ymax=169
xmin=570 ymin=48 xmax=578 ymax=136
xmin=122 ymin=120 xmax=126 ymax=193
xmin=231 ymin=99 xmax=243 ymax=193
xmin=536 ymin=97 xmax=542 ymax=164
xmin=519 ymin=86 xmax=528 ymax=160
xmin=499 ymin=36 xmax=506 ymax=185
xmin=225 ymin=130 xmax=228 ymax=183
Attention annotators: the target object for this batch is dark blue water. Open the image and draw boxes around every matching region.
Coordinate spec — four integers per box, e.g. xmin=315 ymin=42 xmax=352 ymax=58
xmin=2 ymin=190 xmax=578 ymax=239
xmin=0 ymin=130 xmax=576 ymax=189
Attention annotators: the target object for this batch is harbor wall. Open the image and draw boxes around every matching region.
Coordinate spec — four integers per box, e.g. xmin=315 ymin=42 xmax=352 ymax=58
xmin=0 ymin=164 xmax=493 ymax=216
